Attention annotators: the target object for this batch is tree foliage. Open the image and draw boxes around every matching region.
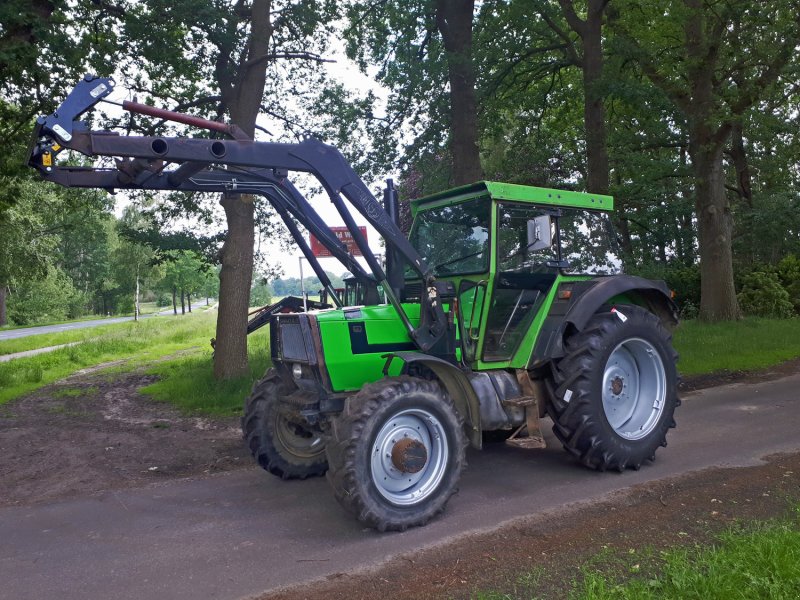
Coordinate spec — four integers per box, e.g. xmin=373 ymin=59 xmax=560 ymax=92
xmin=3 ymin=0 xmax=800 ymax=332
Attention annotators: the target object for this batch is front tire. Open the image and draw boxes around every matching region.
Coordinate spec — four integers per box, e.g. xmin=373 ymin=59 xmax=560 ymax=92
xmin=546 ymin=305 xmax=679 ymax=471
xmin=242 ymin=369 xmax=328 ymax=480
xmin=325 ymin=376 xmax=467 ymax=532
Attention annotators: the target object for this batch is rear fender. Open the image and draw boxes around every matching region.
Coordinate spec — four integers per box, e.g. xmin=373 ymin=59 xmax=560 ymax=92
xmin=530 ymin=275 xmax=678 ymax=365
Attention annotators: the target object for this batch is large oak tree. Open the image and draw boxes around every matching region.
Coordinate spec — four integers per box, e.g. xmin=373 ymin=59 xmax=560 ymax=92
xmin=613 ymin=0 xmax=800 ymax=320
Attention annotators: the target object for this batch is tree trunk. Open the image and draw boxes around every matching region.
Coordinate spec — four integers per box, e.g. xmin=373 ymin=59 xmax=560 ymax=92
xmin=690 ymin=141 xmax=741 ymax=321
xmin=610 ymin=172 xmax=635 ymax=268
xmin=213 ymin=194 xmax=255 ymax=379
xmin=187 ymin=293 xmax=192 ymax=313
xmin=612 ymin=214 xmax=634 ymax=265
xmin=172 ymin=285 xmax=177 ymax=315
xmin=180 ymin=289 xmax=185 ymax=315
xmin=0 ymin=284 xmax=7 ymax=326
xmin=729 ymin=123 xmax=753 ymax=207
xmin=436 ymin=0 xmax=483 ymax=186
xmin=212 ymin=0 xmax=272 ymax=379
xmin=579 ymin=0 xmax=609 ymax=195
xmin=551 ymin=0 xmax=610 ymax=196
xmin=677 ymin=146 xmax=696 ymax=264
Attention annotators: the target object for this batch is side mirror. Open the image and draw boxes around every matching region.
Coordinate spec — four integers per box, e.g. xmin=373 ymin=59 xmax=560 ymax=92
xmin=526 ymin=215 xmax=553 ymax=253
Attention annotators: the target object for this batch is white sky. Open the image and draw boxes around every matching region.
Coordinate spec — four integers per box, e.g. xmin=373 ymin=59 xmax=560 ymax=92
xmin=256 ymin=48 xmax=391 ymax=279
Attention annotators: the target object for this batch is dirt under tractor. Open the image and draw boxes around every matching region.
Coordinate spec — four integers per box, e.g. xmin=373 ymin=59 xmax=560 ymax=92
xmin=29 ymin=76 xmax=680 ymax=531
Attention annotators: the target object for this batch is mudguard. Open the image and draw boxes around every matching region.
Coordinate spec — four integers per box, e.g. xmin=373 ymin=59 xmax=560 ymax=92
xmin=530 ymin=275 xmax=678 ymax=365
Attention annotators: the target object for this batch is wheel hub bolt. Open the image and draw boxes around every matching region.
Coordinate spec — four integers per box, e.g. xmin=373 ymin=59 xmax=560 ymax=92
xmin=391 ymin=438 xmax=427 ymax=473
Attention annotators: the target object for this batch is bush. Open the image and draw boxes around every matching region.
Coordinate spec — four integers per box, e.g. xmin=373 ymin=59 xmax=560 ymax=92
xmin=7 ymin=267 xmax=85 ymax=325
xmin=776 ymin=255 xmax=800 ymax=284
xmin=776 ymin=255 xmax=800 ymax=313
xmin=786 ymin=280 xmax=800 ymax=314
xmin=630 ymin=262 xmax=700 ymax=314
xmin=250 ymin=278 xmax=273 ymax=307
xmin=115 ymin=295 xmax=135 ymax=315
xmin=737 ymin=271 xmax=794 ymax=318
xmin=66 ymin=290 xmax=90 ymax=319
xmin=155 ymin=291 xmax=172 ymax=307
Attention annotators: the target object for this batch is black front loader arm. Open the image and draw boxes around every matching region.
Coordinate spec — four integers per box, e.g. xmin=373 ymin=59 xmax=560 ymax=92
xmin=28 ymin=76 xmax=448 ymax=352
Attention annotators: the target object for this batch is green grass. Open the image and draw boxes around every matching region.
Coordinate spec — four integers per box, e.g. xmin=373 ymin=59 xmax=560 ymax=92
xmin=570 ymin=509 xmax=800 ymax=600
xmin=0 ymin=312 xmax=206 ymax=356
xmin=471 ymin=507 xmax=800 ymax=600
xmin=0 ymin=312 xmax=218 ymax=405
xmin=674 ymin=317 xmax=800 ymax=375
xmin=0 ymin=301 xmax=178 ymax=332
xmin=0 ymin=323 xmax=124 ymax=356
xmin=139 ymin=333 xmax=271 ymax=416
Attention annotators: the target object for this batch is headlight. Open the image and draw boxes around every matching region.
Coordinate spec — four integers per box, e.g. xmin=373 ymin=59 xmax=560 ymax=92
xmin=292 ymin=363 xmax=303 ymax=379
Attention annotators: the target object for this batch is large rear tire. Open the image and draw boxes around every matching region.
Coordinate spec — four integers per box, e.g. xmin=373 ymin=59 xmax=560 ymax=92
xmin=325 ymin=376 xmax=467 ymax=531
xmin=546 ymin=305 xmax=679 ymax=471
xmin=242 ymin=369 xmax=327 ymax=480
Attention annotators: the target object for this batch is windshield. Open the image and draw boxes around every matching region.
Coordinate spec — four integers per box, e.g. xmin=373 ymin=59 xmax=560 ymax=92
xmin=408 ymin=198 xmax=491 ymax=276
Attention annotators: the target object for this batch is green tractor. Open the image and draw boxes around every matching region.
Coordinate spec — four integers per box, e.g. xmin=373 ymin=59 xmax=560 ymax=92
xmin=29 ymin=76 xmax=679 ymax=532
xmin=248 ymin=182 xmax=678 ymax=531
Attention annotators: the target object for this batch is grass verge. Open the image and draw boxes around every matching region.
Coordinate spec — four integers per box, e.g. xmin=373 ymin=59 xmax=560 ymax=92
xmin=570 ymin=508 xmax=800 ymax=600
xmin=0 ymin=308 xmax=213 ymax=356
xmin=471 ymin=506 xmax=800 ymax=600
xmin=139 ymin=334 xmax=271 ymax=416
xmin=0 ymin=312 xmax=218 ymax=405
xmin=674 ymin=317 xmax=800 ymax=375
xmin=0 ymin=322 xmax=131 ymax=356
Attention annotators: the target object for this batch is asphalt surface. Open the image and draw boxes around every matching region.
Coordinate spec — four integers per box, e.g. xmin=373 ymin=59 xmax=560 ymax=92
xmin=1 ymin=373 xmax=799 ymax=600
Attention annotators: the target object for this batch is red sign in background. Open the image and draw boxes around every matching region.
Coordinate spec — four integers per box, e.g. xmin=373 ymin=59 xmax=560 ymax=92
xmin=310 ymin=226 xmax=367 ymax=257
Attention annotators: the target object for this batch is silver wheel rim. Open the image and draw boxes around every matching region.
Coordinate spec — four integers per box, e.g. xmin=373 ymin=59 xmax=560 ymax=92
xmin=370 ymin=408 xmax=449 ymax=506
xmin=602 ymin=337 xmax=667 ymax=440
xmin=275 ymin=415 xmax=325 ymax=459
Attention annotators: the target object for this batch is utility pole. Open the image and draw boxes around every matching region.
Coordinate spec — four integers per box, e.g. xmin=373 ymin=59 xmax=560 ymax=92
xmin=298 ymin=256 xmax=307 ymax=312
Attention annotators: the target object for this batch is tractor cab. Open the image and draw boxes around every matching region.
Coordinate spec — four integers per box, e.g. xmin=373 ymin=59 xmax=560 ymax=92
xmin=404 ymin=182 xmax=613 ymax=369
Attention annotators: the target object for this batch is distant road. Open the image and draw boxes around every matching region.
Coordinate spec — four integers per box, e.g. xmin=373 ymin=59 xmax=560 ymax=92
xmin=0 ymin=309 xmax=176 ymax=341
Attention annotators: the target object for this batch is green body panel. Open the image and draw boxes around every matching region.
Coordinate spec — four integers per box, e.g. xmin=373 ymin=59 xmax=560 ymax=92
xmin=316 ymin=304 xmax=417 ymax=391
xmin=312 ymin=274 xmax=595 ymax=391
xmin=316 ymin=303 xmax=461 ymax=392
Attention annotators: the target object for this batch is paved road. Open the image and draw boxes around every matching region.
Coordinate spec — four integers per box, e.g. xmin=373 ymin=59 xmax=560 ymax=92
xmin=1 ymin=374 xmax=799 ymax=600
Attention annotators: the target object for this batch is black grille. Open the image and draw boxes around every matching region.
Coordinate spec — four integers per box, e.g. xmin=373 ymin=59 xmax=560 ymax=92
xmin=278 ymin=316 xmax=309 ymax=361
xmin=402 ymin=281 xmax=422 ymax=301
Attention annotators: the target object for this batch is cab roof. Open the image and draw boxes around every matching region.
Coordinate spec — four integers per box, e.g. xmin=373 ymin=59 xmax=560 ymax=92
xmin=410 ymin=181 xmax=614 ymax=212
